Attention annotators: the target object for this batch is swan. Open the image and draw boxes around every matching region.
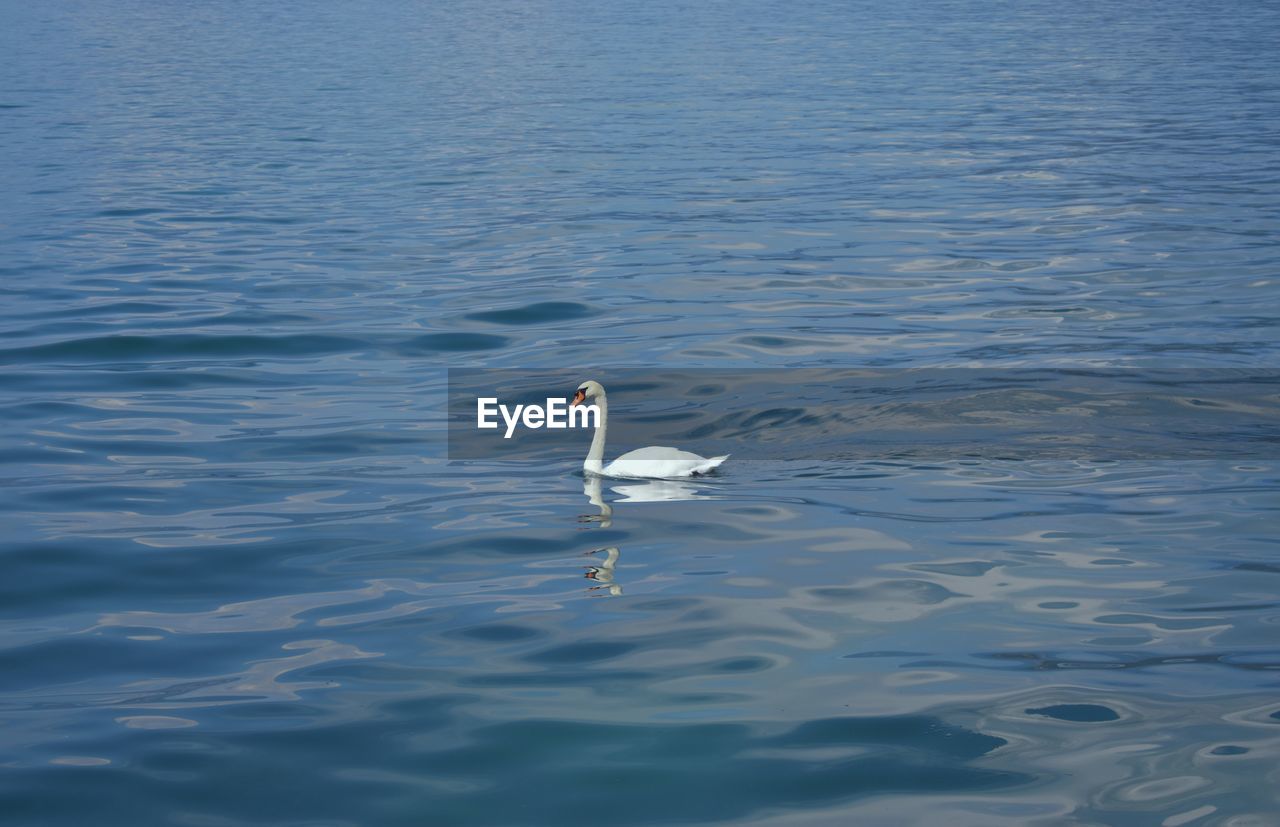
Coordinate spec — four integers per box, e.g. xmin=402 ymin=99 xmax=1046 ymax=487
xmin=571 ymin=380 xmax=728 ymax=479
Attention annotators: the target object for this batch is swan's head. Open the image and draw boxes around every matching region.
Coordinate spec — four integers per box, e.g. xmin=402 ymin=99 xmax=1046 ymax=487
xmin=571 ymin=380 xmax=604 ymax=407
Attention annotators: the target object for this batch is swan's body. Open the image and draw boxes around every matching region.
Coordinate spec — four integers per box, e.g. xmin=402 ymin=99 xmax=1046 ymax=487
xmin=603 ymin=446 xmax=726 ymax=479
xmin=572 ymin=380 xmax=728 ymax=479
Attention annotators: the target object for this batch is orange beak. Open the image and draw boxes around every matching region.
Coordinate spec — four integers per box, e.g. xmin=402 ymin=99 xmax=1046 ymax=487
xmin=571 ymin=389 xmax=585 ymax=407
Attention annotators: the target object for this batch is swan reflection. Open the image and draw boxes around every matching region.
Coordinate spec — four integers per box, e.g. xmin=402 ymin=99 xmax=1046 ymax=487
xmin=580 ymin=474 xmax=614 ymax=528
xmin=577 ymin=475 xmax=717 ymax=597
xmin=611 ymin=479 xmax=704 ymax=502
xmin=583 ymin=547 xmax=622 ymax=596
xmin=580 ymin=475 xmax=715 ymax=526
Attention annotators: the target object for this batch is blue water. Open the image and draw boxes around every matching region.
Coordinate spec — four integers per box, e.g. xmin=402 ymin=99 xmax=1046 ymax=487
xmin=3 ymin=1 xmax=1280 ymax=824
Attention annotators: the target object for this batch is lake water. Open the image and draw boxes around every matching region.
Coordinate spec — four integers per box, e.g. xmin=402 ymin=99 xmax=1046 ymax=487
xmin=3 ymin=1 xmax=1279 ymax=825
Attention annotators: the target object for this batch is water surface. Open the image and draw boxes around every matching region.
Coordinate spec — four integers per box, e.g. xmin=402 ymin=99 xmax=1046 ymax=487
xmin=2 ymin=1 xmax=1279 ymax=825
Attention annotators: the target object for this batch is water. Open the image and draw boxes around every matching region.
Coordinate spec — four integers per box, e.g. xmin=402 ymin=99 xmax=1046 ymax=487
xmin=2 ymin=1 xmax=1279 ymax=824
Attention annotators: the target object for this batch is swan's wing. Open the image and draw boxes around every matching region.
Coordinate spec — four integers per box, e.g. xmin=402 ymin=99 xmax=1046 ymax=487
xmin=604 ymin=447 xmax=729 ymax=479
xmin=612 ymin=446 xmax=706 ymax=463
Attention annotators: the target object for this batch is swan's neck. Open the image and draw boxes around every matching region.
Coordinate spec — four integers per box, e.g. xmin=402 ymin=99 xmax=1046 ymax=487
xmin=584 ymin=393 xmax=608 ymax=475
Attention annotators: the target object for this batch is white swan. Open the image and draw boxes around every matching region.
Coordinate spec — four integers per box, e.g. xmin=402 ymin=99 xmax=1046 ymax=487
xmin=571 ymin=380 xmax=728 ymax=479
